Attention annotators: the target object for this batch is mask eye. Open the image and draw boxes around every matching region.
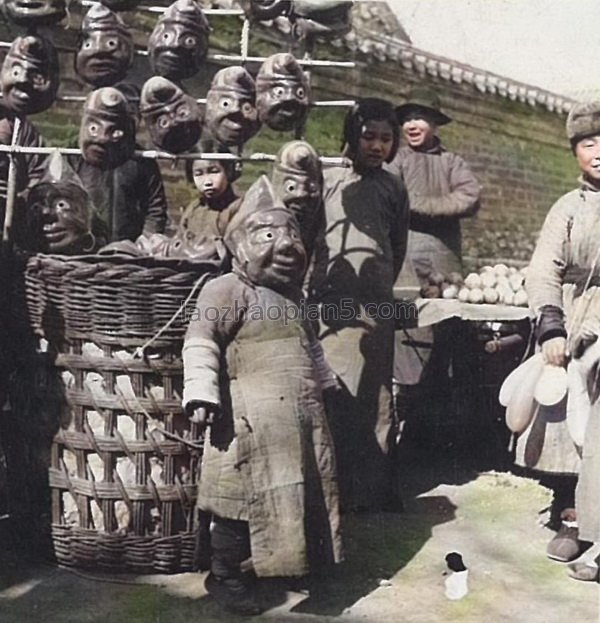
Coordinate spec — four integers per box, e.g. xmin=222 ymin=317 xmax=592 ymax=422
xmin=177 ymin=105 xmax=190 ymax=119
xmin=31 ymin=73 xmax=47 ymax=88
xmin=219 ymin=97 xmax=233 ymax=110
xmin=162 ymin=32 xmax=170 ymax=42
xmin=241 ymin=101 xmax=254 ymax=115
xmin=183 ymin=35 xmax=196 ymax=47
xmin=112 ymin=128 xmax=124 ymax=140
xmin=256 ymin=229 xmax=275 ymax=242
xmin=158 ymin=115 xmax=170 ymax=129
xmin=87 ymin=122 xmax=99 ymax=136
xmin=272 ymin=86 xmax=285 ymax=98
xmin=11 ymin=67 xmax=20 ymax=79
xmin=296 ymin=86 xmax=305 ymax=99
xmin=290 ymin=230 xmax=300 ymax=241
xmin=106 ymin=38 xmax=118 ymax=48
xmin=54 ymin=199 xmax=71 ymax=212
xmin=83 ymin=40 xmax=93 ymax=50
xmin=285 ymin=181 xmax=296 ymax=194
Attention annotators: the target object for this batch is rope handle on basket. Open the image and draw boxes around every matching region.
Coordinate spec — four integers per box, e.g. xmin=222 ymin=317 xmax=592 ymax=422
xmin=133 ymin=272 xmax=214 ymax=360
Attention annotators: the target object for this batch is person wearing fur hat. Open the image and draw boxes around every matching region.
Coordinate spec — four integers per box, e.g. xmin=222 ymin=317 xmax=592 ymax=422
xmin=182 ymin=175 xmax=342 ymax=615
xmin=522 ymin=100 xmax=600 ymax=579
xmin=310 ymin=98 xmax=409 ymax=512
xmin=72 ymin=86 xmax=168 ymax=243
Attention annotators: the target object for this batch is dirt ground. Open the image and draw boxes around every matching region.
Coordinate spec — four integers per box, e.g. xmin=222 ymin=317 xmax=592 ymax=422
xmin=1 ymin=450 xmax=599 ymax=623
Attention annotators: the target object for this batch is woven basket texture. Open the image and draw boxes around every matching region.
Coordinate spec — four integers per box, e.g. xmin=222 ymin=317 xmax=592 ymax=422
xmin=20 ymin=253 xmax=220 ymax=574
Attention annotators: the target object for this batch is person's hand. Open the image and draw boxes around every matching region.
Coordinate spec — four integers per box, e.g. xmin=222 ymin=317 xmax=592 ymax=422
xmin=185 ymin=400 xmax=219 ymax=430
xmin=541 ymin=336 xmax=567 ymax=367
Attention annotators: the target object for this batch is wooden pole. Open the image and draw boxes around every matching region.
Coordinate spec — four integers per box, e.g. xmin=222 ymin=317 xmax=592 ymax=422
xmin=2 ymin=116 xmax=21 ymax=245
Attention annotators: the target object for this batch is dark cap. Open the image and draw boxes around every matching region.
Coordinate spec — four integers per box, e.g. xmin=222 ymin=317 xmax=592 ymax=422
xmin=396 ymin=86 xmax=452 ymax=126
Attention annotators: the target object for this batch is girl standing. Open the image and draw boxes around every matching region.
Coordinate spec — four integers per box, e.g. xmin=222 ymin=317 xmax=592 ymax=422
xmin=311 ymin=98 xmax=410 ymax=512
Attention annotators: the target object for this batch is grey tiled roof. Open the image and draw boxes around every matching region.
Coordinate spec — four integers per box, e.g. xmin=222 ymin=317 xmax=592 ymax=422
xmin=215 ymin=0 xmax=577 ymax=114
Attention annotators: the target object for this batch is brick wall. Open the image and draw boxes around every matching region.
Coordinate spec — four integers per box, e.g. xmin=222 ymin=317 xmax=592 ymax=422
xmin=308 ymin=57 xmax=580 ymax=268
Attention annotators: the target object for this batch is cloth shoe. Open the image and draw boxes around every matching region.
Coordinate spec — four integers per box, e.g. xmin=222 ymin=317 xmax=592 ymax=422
xmin=568 ymin=561 xmax=599 ymax=582
xmin=547 ymin=509 xmax=590 ymax=562
xmin=204 ymin=572 xmax=263 ymax=616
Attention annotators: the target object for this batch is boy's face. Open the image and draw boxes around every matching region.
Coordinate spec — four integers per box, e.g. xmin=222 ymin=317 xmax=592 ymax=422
xmin=355 ymin=119 xmax=394 ymax=169
xmin=402 ymin=112 xmax=437 ymax=149
xmin=192 ymin=160 xmax=229 ymax=201
xmin=575 ymin=135 xmax=600 ymax=185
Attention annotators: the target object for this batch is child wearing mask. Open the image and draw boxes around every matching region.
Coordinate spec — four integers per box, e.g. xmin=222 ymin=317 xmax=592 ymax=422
xmin=310 ymin=98 xmax=410 ymax=512
xmin=183 ymin=176 xmax=342 ymax=615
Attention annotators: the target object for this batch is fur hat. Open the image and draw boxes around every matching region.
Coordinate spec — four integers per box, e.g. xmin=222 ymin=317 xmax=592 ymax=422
xmin=566 ymin=101 xmax=600 ymax=144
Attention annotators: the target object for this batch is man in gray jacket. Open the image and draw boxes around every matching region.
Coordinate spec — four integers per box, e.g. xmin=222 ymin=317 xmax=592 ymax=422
xmin=386 ymin=86 xmax=481 ymax=446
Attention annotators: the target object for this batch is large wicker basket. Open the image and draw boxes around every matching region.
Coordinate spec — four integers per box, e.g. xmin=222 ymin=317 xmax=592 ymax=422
xmin=20 ymin=252 xmax=220 ymax=573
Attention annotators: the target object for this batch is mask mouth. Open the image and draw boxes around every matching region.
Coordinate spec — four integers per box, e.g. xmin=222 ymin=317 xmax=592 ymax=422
xmin=7 ymin=87 xmax=32 ymax=103
xmin=154 ymin=122 xmax=200 ymax=154
xmin=11 ymin=0 xmax=62 ymax=14
xmin=267 ymin=101 xmax=304 ymax=130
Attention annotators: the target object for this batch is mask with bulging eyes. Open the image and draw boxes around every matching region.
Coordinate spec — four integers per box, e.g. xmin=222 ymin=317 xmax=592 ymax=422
xmin=0 ymin=0 xmax=65 ymax=27
xmin=76 ymin=4 xmax=133 ymax=88
xmin=205 ymin=66 xmax=260 ymax=147
xmin=239 ymin=0 xmax=290 ymax=21
xmin=140 ymin=76 xmax=201 ymax=153
xmin=148 ymin=0 xmax=209 ymax=82
xmin=79 ymin=87 xmax=136 ymax=169
xmin=289 ymin=0 xmax=353 ymax=40
xmin=1 ymin=35 xmax=59 ymax=115
xmin=25 ymin=184 xmax=93 ymax=253
xmin=271 ymin=140 xmax=322 ymax=230
xmin=225 ymin=175 xmax=306 ymax=291
xmin=255 ymin=53 xmax=310 ymax=132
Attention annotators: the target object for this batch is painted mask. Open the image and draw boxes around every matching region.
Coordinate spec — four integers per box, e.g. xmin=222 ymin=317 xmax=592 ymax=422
xmin=225 ymin=175 xmax=306 ymax=291
xmin=271 ymin=140 xmax=322 ymax=232
xmin=148 ymin=0 xmax=209 ymax=82
xmin=255 ymin=53 xmax=309 ymax=132
xmin=79 ymin=87 xmax=136 ymax=169
xmin=22 ymin=152 xmax=93 ymax=253
xmin=240 ymin=0 xmax=290 ymax=21
xmin=76 ymin=4 xmax=133 ymax=88
xmin=290 ymin=0 xmax=353 ymax=40
xmin=99 ymin=0 xmax=140 ymax=11
xmin=140 ymin=76 xmax=201 ymax=153
xmin=0 ymin=0 xmax=65 ymax=27
xmin=1 ymin=35 xmax=59 ymax=115
xmin=205 ymin=66 xmax=260 ymax=148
